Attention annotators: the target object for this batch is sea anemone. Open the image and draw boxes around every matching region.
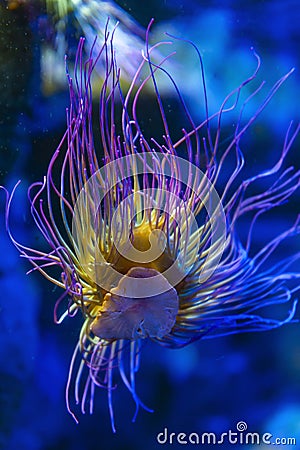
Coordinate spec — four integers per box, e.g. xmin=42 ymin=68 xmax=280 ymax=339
xmin=2 ymin=20 xmax=300 ymax=432
xmin=42 ymin=0 xmax=148 ymax=94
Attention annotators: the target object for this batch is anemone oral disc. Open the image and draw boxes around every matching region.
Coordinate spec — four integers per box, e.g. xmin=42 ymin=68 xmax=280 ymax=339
xmin=90 ymin=267 xmax=179 ymax=340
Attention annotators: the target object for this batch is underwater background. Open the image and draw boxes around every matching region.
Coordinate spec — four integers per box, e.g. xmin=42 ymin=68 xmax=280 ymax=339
xmin=0 ymin=1 xmax=300 ymax=449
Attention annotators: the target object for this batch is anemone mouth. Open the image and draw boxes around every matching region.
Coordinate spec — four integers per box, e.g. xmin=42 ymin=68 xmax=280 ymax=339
xmin=90 ymin=266 xmax=179 ymax=340
xmin=107 ymin=220 xmax=176 ymax=275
